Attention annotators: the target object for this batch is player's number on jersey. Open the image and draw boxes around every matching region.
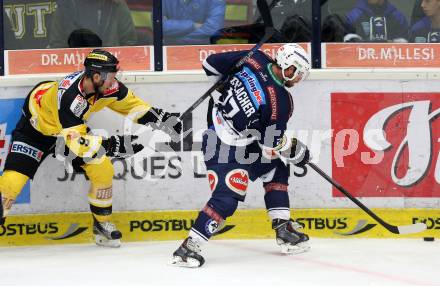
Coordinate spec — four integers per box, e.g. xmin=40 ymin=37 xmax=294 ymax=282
xmin=220 ymin=88 xmax=240 ymax=119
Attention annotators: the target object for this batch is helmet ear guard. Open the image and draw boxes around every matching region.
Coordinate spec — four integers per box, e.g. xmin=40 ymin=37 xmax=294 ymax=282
xmin=275 ymin=43 xmax=311 ymax=83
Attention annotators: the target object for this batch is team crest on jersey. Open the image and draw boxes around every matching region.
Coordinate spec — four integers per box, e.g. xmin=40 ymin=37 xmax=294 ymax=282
xmin=207 ymin=170 xmax=218 ymax=191
xmin=70 ymin=95 xmax=88 ymax=117
xmin=10 ymin=141 xmax=43 ymax=162
xmin=225 ymin=169 xmax=249 ymax=195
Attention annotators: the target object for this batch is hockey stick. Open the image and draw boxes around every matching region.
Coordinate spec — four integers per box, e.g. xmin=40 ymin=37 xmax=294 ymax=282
xmin=307 ymin=162 xmax=427 ymax=235
xmin=179 ymin=0 xmax=276 ymax=120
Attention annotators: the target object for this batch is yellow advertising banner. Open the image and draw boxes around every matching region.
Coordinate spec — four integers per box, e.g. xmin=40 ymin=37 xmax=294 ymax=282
xmin=1 ymin=209 xmax=438 ymax=247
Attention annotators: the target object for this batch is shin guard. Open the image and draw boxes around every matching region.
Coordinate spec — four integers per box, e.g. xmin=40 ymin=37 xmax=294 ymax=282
xmin=88 ymin=185 xmax=113 ymax=223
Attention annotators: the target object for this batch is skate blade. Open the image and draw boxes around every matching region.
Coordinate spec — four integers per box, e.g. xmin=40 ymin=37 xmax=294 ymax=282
xmin=280 ymin=241 xmax=310 ymax=255
xmin=94 ymin=235 xmax=121 ymax=248
xmin=170 ymin=256 xmax=201 ymax=268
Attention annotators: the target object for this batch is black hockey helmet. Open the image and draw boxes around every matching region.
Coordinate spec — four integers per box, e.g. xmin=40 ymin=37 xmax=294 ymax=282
xmin=84 ymin=49 xmax=119 ymax=74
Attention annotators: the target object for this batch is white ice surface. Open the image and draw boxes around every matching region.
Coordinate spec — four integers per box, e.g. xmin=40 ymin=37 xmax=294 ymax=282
xmin=1 ymin=239 xmax=438 ymax=286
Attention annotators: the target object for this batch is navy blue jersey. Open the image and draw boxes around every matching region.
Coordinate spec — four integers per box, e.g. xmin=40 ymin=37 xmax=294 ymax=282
xmin=345 ymin=0 xmax=409 ymax=42
xmin=410 ymin=17 xmax=440 ymax=43
xmin=203 ymin=50 xmax=293 ymax=149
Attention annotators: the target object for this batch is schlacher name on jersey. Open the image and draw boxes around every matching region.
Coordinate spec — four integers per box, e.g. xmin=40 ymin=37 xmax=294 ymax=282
xmin=228 ymin=67 xmax=266 ymax=118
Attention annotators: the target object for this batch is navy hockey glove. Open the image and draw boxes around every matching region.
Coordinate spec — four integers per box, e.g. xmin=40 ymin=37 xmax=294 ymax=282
xmin=138 ymin=107 xmax=182 ymax=142
xmin=102 ymin=135 xmax=144 ymax=158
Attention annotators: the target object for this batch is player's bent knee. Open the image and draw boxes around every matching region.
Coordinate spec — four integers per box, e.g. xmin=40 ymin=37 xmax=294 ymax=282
xmin=0 ymin=170 xmax=29 ymax=199
xmin=207 ymin=196 xmax=239 ymax=219
xmin=0 ymin=170 xmax=29 ymax=218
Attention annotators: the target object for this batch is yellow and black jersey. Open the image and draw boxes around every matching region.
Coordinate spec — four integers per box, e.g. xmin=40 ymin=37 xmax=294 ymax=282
xmin=24 ymin=71 xmax=151 ymax=159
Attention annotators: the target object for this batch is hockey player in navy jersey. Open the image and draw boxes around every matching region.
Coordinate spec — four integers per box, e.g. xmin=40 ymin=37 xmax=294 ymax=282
xmin=171 ymin=43 xmax=312 ymax=267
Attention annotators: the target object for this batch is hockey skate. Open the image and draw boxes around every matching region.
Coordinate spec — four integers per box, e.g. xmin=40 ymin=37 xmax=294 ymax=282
xmin=273 ymin=219 xmax=310 ymax=254
xmin=171 ymin=237 xmax=205 ymax=268
xmin=93 ymin=218 xmax=122 ymax=248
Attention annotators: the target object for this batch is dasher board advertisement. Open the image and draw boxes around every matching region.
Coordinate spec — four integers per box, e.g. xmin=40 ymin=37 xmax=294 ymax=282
xmin=0 ymin=79 xmax=439 ymax=214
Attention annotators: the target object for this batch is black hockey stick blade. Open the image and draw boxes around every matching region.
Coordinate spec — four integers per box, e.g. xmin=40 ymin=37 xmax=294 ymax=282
xmin=257 ymin=0 xmax=273 ymax=28
xmin=307 ymin=162 xmax=427 ymax=235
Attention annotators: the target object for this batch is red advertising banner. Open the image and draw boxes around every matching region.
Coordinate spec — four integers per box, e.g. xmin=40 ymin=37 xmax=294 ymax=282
xmin=5 ymin=43 xmax=440 ymax=74
xmin=331 ymin=92 xmax=440 ymax=197
xmin=6 ymin=46 xmax=151 ymax=75
xmin=165 ymin=43 xmax=310 ymax=70
xmin=325 ymin=43 xmax=439 ymax=68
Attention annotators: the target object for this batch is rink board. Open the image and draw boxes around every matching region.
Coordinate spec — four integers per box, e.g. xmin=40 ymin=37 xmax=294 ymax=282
xmin=0 ymin=208 xmax=439 ymax=246
xmin=1 ymin=78 xmax=440 ymax=215
xmin=5 ymin=43 xmax=440 ymax=74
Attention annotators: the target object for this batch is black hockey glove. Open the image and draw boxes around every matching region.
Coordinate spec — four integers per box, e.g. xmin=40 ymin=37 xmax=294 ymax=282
xmin=138 ymin=107 xmax=182 ymax=142
xmin=101 ymin=135 xmax=144 ymax=158
xmin=280 ymin=137 xmax=310 ymax=167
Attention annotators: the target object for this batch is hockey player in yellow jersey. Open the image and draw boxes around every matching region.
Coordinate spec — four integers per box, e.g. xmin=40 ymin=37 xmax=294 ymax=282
xmin=0 ymin=49 xmax=182 ymax=247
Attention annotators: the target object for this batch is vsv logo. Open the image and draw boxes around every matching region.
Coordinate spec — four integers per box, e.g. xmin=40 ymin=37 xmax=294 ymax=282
xmin=332 ymin=93 xmax=440 ymax=198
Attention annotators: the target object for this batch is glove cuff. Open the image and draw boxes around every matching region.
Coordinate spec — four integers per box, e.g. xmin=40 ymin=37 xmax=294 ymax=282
xmin=137 ymin=107 xmax=164 ymax=125
xmin=101 ymin=138 xmax=110 ymax=153
xmin=102 ymin=136 xmax=121 ymax=157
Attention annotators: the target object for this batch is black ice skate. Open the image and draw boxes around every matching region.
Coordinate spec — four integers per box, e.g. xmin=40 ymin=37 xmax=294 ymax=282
xmin=171 ymin=237 xmax=205 ymax=268
xmin=93 ymin=218 xmax=122 ymax=248
xmin=272 ymin=219 xmax=310 ymax=254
